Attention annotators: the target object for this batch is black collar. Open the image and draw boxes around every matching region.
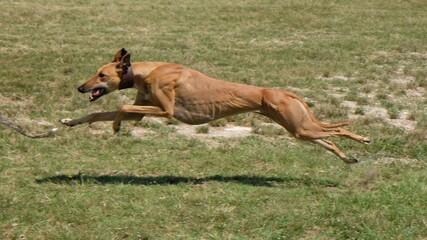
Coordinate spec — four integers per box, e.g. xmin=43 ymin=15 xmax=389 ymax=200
xmin=118 ymin=66 xmax=135 ymax=90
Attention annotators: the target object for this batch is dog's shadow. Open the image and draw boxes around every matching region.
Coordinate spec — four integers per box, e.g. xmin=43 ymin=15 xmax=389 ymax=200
xmin=36 ymin=173 xmax=338 ymax=188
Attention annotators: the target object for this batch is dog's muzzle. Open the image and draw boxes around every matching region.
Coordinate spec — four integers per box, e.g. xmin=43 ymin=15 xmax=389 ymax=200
xmin=77 ymin=85 xmax=108 ymax=102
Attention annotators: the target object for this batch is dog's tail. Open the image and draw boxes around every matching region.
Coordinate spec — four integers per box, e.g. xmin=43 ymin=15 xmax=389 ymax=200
xmin=287 ymin=92 xmax=351 ymax=129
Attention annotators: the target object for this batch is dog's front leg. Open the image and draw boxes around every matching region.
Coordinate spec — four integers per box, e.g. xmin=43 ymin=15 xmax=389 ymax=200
xmin=60 ymin=111 xmax=144 ymax=127
xmin=60 ymin=111 xmax=118 ymax=127
xmin=113 ymin=105 xmax=172 ymax=133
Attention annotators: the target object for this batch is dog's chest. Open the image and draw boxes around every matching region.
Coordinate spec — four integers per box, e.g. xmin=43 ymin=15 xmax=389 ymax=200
xmin=138 ymin=85 xmax=151 ymax=100
xmin=140 ymin=92 xmax=151 ymax=100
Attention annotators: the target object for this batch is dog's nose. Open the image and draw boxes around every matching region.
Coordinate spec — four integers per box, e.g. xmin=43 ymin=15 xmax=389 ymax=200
xmin=77 ymin=86 xmax=85 ymax=93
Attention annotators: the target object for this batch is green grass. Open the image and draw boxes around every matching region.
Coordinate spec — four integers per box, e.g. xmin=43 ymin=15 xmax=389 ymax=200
xmin=195 ymin=125 xmax=210 ymax=134
xmin=1 ymin=0 xmax=426 ymax=239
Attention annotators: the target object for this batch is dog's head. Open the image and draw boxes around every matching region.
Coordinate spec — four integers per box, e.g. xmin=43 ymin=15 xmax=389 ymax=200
xmin=77 ymin=48 xmax=133 ymax=102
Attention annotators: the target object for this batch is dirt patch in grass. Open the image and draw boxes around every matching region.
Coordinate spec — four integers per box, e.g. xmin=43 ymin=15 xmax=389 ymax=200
xmin=342 ymin=101 xmax=418 ymax=131
xmin=0 ymin=94 xmax=32 ymax=108
xmin=318 ymin=51 xmax=427 ymax=133
xmin=173 ymin=124 xmax=253 ymax=138
xmin=327 ymin=75 xmax=424 ymax=133
xmin=373 ymin=157 xmax=424 ymax=167
xmin=130 ymin=117 xmax=253 ymax=140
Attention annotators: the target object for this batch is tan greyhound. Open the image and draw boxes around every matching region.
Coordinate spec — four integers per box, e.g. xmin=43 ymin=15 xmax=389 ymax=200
xmin=60 ymin=48 xmax=370 ymax=163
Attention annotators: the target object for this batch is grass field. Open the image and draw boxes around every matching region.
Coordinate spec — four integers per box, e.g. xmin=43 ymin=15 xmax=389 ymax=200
xmin=1 ymin=0 xmax=426 ymax=239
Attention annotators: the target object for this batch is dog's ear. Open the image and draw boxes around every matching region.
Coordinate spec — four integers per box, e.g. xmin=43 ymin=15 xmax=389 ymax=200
xmin=113 ymin=48 xmax=128 ymax=63
xmin=116 ymin=53 xmax=131 ymax=72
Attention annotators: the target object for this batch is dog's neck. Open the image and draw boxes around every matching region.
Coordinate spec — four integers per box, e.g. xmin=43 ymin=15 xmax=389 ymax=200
xmin=118 ymin=67 xmax=135 ymax=90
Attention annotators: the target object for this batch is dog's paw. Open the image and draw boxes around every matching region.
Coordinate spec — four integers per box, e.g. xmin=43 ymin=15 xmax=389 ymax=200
xmin=112 ymin=121 xmax=121 ymax=133
xmin=361 ymin=137 xmax=371 ymax=145
xmin=59 ymin=118 xmax=76 ymax=127
xmin=343 ymin=157 xmax=360 ymax=164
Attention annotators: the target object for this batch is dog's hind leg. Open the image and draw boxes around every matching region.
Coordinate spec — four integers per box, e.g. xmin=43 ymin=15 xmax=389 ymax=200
xmin=264 ymin=90 xmax=370 ymax=143
xmin=327 ymin=127 xmax=371 ymax=144
xmin=261 ymin=89 xmax=369 ymax=162
xmin=312 ymin=139 xmax=359 ymax=164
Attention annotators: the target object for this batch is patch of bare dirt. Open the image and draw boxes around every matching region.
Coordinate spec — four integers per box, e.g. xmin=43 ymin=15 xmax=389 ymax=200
xmin=406 ymin=87 xmax=425 ymax=98
xmin=130 ymin=127 xmax=157 ymax=137
xmin=373 ymin=157 xmax=424 ymax=167
xmin=0 ymin=94 xmax=32 ymax=107
xmin=128 ymin=117 xmax=254 ymax=145
xmin=341 ymin=99 xmax=419 ymax=132
xmin=330 ymin=69 xmax=424 ymax=132
xmin=317 ymin=75 xmax=353 ymax=82
xmin=18 ymin=118 xmax=55 ymax=128
xmin=249 ymin=38 xmax=304 ymax=47
xmin=328 ymin=51 xmax=426 ymax=133
xmin=173 ymin=124 xmax=252 ymax=138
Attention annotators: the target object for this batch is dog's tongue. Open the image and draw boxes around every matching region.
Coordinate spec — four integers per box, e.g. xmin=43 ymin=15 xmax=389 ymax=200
xmin=92 ymin=89 xmax=102 ymax=97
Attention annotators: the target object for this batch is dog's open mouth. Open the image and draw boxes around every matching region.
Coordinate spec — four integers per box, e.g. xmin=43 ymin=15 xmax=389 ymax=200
xmin=89 ymin=87 xmax=107 ymax=102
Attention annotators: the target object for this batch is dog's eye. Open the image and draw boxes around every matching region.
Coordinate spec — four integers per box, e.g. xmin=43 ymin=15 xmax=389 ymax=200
xmin=99 ymin=73 xmax=105 ymax=78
